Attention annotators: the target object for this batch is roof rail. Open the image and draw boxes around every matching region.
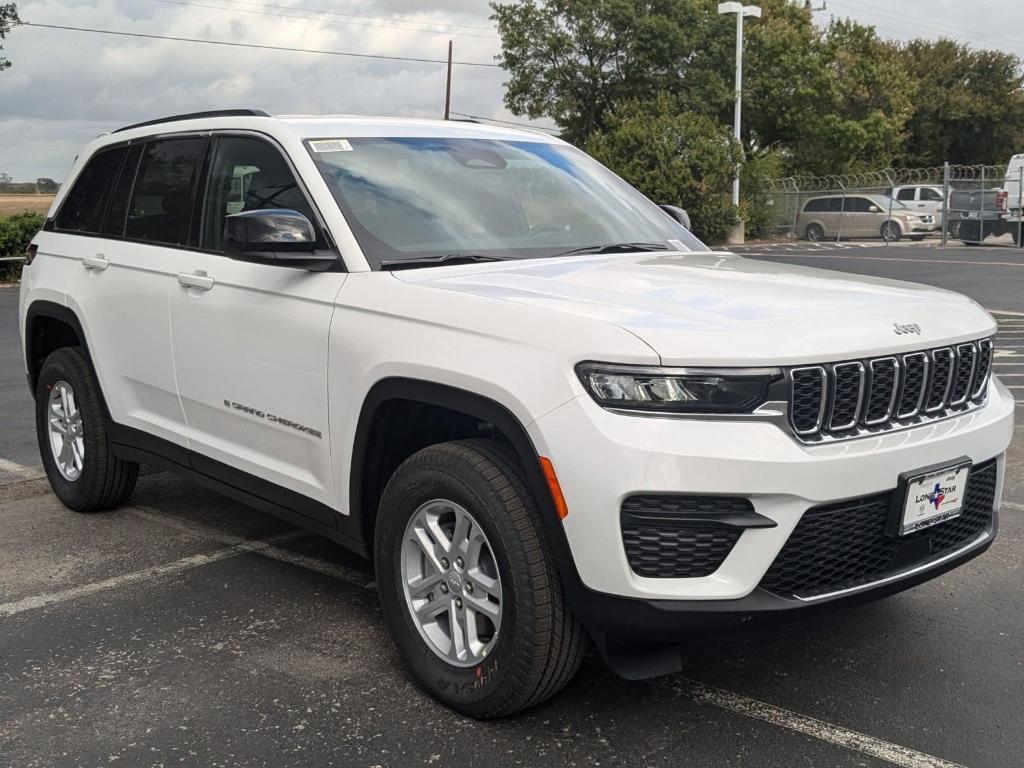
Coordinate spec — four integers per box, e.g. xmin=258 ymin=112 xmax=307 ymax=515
xmin=113 ymin=109 xmax=271 ymax=133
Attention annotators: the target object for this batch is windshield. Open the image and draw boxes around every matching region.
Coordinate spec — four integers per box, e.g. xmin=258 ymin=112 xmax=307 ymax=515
xmin=305 ymin=137 xmax=707 ymax=268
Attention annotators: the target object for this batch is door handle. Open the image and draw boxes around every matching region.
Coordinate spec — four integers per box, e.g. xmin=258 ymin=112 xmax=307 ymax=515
xmin=82 ymin=255 xmax=109 ymax=271
xmin=177 ymin=270 xmax=215 ymax=291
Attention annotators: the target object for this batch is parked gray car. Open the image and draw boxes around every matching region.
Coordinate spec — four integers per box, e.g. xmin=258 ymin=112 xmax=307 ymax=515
xmin=798 ymin=194 xmax=937 ymax=242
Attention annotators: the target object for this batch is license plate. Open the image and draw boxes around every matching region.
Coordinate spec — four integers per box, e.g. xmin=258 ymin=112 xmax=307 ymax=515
xmin=895 ymin=460 xmax=972 ymax=536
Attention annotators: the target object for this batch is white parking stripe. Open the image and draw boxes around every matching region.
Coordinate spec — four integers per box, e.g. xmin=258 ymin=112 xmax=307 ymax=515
xmin=0 ymin=458 xmax=42 ymax=483
xmin=662 ymin=678 xmax=967 ymax=768
xmin=1003 ymin=501 xmax=1024 ymax=512
xmin=129 ymin=507 xmax=372 ymax=588
xmin=0 ymin=530 xmax=305 ymax=618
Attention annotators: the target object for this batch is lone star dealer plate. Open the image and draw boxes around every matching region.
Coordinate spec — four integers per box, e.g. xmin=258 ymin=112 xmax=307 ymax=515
xmin=891 ymin=458 xmax=972 ymax=536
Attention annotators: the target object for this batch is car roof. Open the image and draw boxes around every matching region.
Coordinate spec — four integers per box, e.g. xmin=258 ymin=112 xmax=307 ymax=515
xmin=92 ymin=110 xmax=564 ymax=150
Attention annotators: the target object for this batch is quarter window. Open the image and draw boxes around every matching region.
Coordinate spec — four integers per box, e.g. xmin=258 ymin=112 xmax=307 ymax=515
xmin=126 ymin=138 xmax=205 ymax=246
xmin=200 ymin=136 xmax=318 ymax=252
xmin=55 ymin=146 xmax=127 ymax=233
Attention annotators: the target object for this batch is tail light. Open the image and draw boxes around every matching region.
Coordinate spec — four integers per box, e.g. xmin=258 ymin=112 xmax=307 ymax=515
xmin=24 ymin=243 xmax=38 ymax=266
xmin=997 ymin=190 xmax=1008 ymax=212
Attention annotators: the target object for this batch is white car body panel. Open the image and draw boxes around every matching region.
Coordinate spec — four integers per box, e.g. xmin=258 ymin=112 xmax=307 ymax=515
xmin=19 ymin=113 xmax=1014 ymax=610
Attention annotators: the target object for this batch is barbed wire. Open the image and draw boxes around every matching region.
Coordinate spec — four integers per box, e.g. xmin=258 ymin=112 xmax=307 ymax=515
xmin=767 ymin=164 xmax=1011 ymax=192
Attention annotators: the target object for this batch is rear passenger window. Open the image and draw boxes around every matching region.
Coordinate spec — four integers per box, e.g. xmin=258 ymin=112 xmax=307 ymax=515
xmin=828 ymin=198 xmax=843 ymax=212
xmin=897 ymin=188 xmax=916 ymax=201
xmin=55 ymin=147 xmax=127 ymax=233
xmin=200 ymin=136 xmax=319 ymax=252
xmin=126 ymin=138 xmax=205 ymax=246
xmin=803 ymin=199 xmax=826 ymax=213
xmin=920 ymin=188 xmax=943 ymax=201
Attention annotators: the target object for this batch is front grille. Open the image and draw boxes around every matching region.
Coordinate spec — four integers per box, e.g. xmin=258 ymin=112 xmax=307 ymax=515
xmin=787 ymin=337 xmax=992 ymax=442
xmin=759 ymin=459 xmax=997 ymax=598
xmin=621 ymin=496 xmax=747 ymax=578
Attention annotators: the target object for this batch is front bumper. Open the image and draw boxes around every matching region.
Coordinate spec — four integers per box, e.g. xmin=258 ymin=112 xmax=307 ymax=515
xmin=528 ymin=378 xmax=1013 ymax=622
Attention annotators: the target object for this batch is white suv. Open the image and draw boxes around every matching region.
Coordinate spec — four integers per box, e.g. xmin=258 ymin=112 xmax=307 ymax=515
xmin=18 ymin=110 xmax=1014 ymax=717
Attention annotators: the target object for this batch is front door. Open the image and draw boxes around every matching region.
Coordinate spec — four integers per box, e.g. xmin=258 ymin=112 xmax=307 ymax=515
xmin=169 ymin=134 xmax=345 ymax=521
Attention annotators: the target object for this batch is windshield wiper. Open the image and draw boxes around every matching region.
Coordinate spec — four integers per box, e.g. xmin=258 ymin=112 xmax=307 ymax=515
xmin=548 ymin=242 xmax=670 ymax=258
xmin=380 ymin=253 xmax=506 ymax=271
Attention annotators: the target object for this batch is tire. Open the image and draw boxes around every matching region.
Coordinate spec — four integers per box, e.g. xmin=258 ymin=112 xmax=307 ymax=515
xmin=804 ymin=223 xmax=824 ymax=242
xmin=35 ymin=347 xmax=138 ymax=512
xmin=880 ymin=221 xmax=902 ymax=242
xmin=374 ymin=439 xmax=585 ymax=718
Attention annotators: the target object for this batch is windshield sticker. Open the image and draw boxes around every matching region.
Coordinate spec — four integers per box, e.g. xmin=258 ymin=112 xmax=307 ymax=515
xmin=310 ymin=139 xmax=353 ymax=153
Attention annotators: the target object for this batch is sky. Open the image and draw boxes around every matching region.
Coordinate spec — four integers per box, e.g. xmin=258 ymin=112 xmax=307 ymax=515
xmin=1 ymin=0 xmax=1024 ymax=181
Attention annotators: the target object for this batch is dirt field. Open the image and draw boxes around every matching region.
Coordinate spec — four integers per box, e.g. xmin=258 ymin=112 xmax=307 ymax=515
xmin=0 ymin=194 xmax=54 ymax=215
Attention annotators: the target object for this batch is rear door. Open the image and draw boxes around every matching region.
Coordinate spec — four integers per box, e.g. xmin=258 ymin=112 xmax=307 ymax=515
xmin=168 ymin=133 xmax=346 ymax=519
xmin=61 ymin=139 xmax=195 ymax=447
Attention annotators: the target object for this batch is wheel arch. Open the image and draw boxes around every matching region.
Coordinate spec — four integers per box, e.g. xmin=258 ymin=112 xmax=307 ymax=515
xmin=24 ymin=302 xmax=98 ymax=402
xmin=348 ymin=377 xmax=575 ymax=570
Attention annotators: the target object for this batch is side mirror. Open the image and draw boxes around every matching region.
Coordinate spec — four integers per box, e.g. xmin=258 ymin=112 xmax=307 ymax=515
xmin=224 ymin=209 xmax=336 ymax=270
xmin=659 ymin=204 xmax=691 ymax=230
xmin=869 ymin=205 xmax=881 ymax=213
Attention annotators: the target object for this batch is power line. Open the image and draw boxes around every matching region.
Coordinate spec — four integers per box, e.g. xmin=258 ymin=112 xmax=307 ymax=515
xmin=200 ymin=0 xmax=497 ymax=33
xmin=21 ymin=22 xmax=503 ymax=67
xmin=826 ymin=0 xmax=1024 ymax=56
xmin=152 ymin=0 xmax=500 ymax=40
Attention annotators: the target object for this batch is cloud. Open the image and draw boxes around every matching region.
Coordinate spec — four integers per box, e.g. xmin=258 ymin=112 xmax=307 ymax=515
xmin=0 ymin=0 xmax=519 ymax=179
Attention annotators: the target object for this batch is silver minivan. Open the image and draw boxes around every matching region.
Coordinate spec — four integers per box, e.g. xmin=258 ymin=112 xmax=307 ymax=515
xmin=798 ymin=193 xmax=937 ymax=242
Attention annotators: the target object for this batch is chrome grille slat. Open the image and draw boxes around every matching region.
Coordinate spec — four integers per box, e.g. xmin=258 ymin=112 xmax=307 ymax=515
xmin=787 ymin=337 xmax=993 ymax=443
xmin=896 ymin=352 xmax=928 ymax=419
xmin=925 ymin=348 xmax=955 ymax=413
xmin=971 ymin=339 xmax=993 ymax=401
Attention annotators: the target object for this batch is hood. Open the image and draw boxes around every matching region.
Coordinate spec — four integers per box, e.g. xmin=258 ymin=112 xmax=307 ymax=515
xmin=392 ymin=251 xmax=995 ymax=367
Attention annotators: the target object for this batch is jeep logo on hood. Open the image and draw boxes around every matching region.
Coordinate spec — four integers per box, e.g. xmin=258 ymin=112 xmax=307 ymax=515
xmin=893 ymin=322 xmax=922 ymax=335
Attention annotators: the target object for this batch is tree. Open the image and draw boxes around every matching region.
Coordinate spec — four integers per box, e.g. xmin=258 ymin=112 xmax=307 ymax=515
xmin=36 ymin=177 xmax=59 ymax=193
xmin=0 ymin=3 xmax=19 ymax=72
xmin=898 ymin=39 xmax=1024 ymax=166
xmin=0 ymin=171 xmax=12 ymax=187
xmin=491 ymin=0 xmax=734 ymax=146
xmin=586 ymin=94 xmax=740 ymax=242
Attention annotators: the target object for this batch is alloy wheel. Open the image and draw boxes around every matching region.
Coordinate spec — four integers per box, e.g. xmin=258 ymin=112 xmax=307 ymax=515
xmin=47 ymin=380 xmax=85 ymax=481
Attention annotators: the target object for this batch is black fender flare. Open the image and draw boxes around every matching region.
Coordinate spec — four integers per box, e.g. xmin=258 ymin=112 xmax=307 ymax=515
xmin=348 ymin=377 xmax=581 ymax=578
xmin=24 ymin=301 xmax=109 ymax=417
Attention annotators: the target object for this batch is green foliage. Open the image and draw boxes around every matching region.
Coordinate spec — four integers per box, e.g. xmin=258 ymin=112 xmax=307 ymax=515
xmin=898 ymin=39 xmax=1024 ymax=166
xmin=0 ymin=3 xmax=19 ymax=72
xmin=586 ymin=95 xmax=740 ymax=242
xmin=0 ymin=211 xmax=43 ymax=283
xmin=740 ymin=149 xmax=784 ymax=239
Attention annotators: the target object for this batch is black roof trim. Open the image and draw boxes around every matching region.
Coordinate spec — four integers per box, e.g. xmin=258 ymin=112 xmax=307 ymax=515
xmin=113 ymin=109 xmax=271 ymax=134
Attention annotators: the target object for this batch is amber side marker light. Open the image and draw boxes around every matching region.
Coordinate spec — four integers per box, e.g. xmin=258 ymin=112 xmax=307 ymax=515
xmin=539 ymin=457 xmax=568 ymax=520
xmin=24 ymin=243 xmax=38 ymax=266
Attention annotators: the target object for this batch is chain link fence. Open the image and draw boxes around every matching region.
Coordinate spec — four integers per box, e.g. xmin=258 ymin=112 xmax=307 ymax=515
xmin=762 ymin=164 xmax=1024 ymax=247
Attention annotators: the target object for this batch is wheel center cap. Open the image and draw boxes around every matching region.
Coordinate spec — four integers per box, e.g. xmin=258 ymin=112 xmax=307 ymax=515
xmin=447 ymin=572 xmax=463 ymax=593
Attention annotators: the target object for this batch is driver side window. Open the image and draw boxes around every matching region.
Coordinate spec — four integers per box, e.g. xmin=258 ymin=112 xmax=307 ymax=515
xmin=201 ymin=136 xmax=319 ymax=252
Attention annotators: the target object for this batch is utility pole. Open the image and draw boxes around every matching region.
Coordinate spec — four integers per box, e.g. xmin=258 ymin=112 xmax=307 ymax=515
xmin=717 ymin=2 xmax=761 ymax=243
xmin=444 ymin=40 xmax=453 ymax=120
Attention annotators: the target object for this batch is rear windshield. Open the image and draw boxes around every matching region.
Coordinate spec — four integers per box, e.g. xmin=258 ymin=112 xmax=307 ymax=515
xmin=305 ymin=137 xmax=707 ymax=268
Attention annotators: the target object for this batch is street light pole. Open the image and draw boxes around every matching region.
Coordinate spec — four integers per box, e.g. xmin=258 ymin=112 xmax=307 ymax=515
xmin=718 ymin=3 xmax=761 ymax=222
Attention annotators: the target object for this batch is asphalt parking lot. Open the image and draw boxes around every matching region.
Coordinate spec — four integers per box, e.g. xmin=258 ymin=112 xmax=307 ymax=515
xmin=2 ymin=241 xmax=1023 ymax=768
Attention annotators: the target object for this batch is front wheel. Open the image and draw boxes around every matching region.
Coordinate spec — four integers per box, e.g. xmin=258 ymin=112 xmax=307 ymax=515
xmin=881 ymin=221 xmax=902 ymax=242
xmin=374 ymin=439 xmax=585 ymax=718
xmin=35 ymin=347 xmax=138 ymax=511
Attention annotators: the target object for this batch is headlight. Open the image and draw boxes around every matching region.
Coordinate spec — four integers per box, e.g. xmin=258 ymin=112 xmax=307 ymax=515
xmin=576 ymin=363 xmax=782 ymax=414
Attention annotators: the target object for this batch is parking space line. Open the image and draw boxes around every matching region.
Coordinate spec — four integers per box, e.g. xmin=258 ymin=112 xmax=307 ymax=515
xmin=0 ymin=458 xmax=43 ymax=483
xmin=661 ymin=678 xmax=967 ymax=768
xmin=130 ymin=507 xmax=373 ymax=588
xmin=1003 ymin=501 xmax=1024 ymax=512
xmin=0 ymin=530 xmax=305 ymax=618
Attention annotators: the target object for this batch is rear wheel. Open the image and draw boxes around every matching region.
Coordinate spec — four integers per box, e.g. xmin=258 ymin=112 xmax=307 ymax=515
xmin=804 ymin=223 xmax=825 ymax=242
xmin=959 ymin=219 xmax=982 ymax=245
xmin=35 ymin=347 xmax=138 ymax=511
xmin=880 ymin=221 xmax=902 ymax=242
xmin=374 ymin=439 xmax=585 ymax=718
